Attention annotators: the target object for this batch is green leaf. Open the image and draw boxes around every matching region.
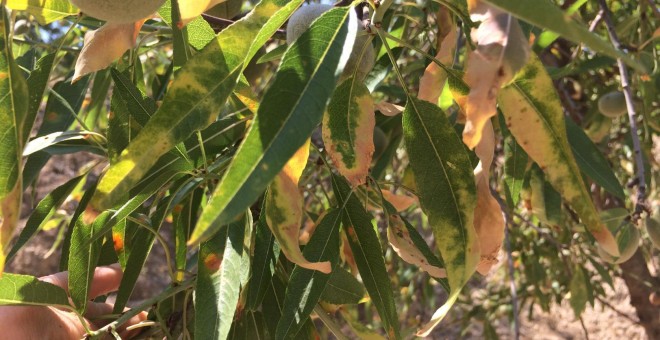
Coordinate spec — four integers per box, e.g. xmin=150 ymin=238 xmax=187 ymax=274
xmin=275 ymin=209 xmax=342 ymax=340
xmin=246 ymin=206 xmax=281 ymax=310
xmin=569 ymin=265 xmax=588 ymax=318
xmin=498 ymin=54 xmax=618 ymax=256
xmin=191 ymin=7 xmax=358 ymax=245
xmin=0 ymin=6 xmax=29 ymax=272
xmin=228 ymin=310 xmax=271 ymax=340
xmin=482 ymin=0 xmax=646 ymax=72
xmin=320 ymin=267 xmax=365 ymax=305
xmin=59 ymin=182 xmax=97 ymax=271
xmin=159 ymin=0 xmax=216 ymax=51
xmin=23 ymin=53 xmax=55 ymax=145
xmin=533 ymin=0 xmax=587 ymax=49
xmin=68 ymin=211 xmax=111 ymax=313
xmin=565 ymin=118 xmax=624 ymax=199
xmin=195 ymin=213 xmax=250 ymax=340
xmin=499 ymin=112 xmax=528 ymax=208
xmin=0 ymin=273 xmax=71 ymax=308
xmin=7 ymin=174 xmax=86 ymax=261
xmin=5 ymin=0 xmax=78 ymax=25
xmin=402 ymin=97 xmax=478 ymax=336
xmin=89 ymin=0 xmax=306 ymax=213
xmin=323 ymin=76 xmax=375 ymax=186
xmin=331 ymin=174 xmax=400 ymax=338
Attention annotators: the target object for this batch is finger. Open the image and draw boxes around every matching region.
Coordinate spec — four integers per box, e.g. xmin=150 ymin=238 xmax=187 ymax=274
xmin=86 ymin=302 xmax=149 ymax=338
xmin=39 ymin=264 xmax=124 ymax=299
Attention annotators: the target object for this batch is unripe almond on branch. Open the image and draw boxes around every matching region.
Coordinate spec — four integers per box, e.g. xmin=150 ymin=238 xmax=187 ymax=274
xmin=597 ymin=91 xmax=627 ymax=118
xmin=70 ymin=0 xmax=166 ymax=23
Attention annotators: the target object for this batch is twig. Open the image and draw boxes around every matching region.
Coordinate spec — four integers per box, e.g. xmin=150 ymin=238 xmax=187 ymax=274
xmin=578 ymin=316 xmax=590 ymax=340
xmin=595 ymin=296 xmax=641 ymax=325
xmin=490 ymin=189 xmax=520 ymax=340
xmin=596 ymin=0 xmax=648 ymax=222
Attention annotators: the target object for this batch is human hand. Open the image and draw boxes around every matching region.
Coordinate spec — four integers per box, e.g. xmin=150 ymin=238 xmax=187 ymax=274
xmin=0 ymin=264 xmax=147 ymax=339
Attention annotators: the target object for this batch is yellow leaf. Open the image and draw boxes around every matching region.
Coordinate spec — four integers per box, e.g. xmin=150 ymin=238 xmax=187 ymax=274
xmin=73 ymin=21 xmax=144 ymax=82
xmin=418 ymin=7 xmax=456 ymax=104
xmin=462 ymin=0 xmax=529 ymax=149
xmin=265 ymin=140 xmax=332 ymax=273
xmin=387 ymin=215 xmax=446 ymax=279
xmin=472 ymin=121 xmax=504 ymax=275
xmin=178 ymin=0 xmax=226 ymax=27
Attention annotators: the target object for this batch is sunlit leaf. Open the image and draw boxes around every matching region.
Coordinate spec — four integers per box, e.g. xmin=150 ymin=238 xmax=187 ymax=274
xmin=5 ymin=0 xmax=78 ymax=25
xmin=498 ymin=54 xmax=618 ymax=256
xmin=0 ymin=7 xmax=29 ymax=273
xmin=195 ymin=213 xmax=251 ymax=339
xmin=418 ymin=7 xmax=456 ymax=105
xmin=190 ymin=7 xmax=358 ymax=245
xmin=178 ymin=0 xmax=226 ymax=26
xmin=0 ymin=274 xmax=71 ymax=308
xmin=323 ymin=76 xmax=375 ymax=186
xmin=89 ymin=0 xmax=306 ymax=214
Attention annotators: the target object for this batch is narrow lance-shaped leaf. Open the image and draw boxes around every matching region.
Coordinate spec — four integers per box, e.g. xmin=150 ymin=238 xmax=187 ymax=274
xmin=88 ymin=0 xmax=307 ymax=214
xmin=323 ymin=76 xmax=375 ymax=186
xmin=23 ymin=53 xmax=56 ymax=146
xmin=266 ymin=141 xmax=331 ymax=273
xmin=0 ymin=6 xmax=29 ymax=273
xmin=195 ymin=213 xmax=250 ymax=340
xmin=0 ymin=274 xmax=71 ymax=309
xmin=402 ymin=98 xmax=478 ymax=336
xmin=68 ymin=211 xmax=112 ymax=313
xmin=331 ymin=174 xmax=400 ymax=339
xmin=319 ymin=266 xmax=365 ymax=305
xmin=499 ymin=112 xmax=528 ymax=208
xmin=564 ymin=118 xmax=625 ymax=199
xmin=472 ymin=120 xmax=505 ymax=275
xmin=482 ymin=0 xmax=646 ymax=72
xmin=7 ymin=174 xmax=86 ymax=261
xmin=387 ymin=215 xmax=447 ymax=279
xmin=190 ymin=7 xmax=358 ymax=245
xmin=275 ymin=209 xmax=342 ymax=340
xmin=462 ymin=0 xmax=529 ymax=149
xmin=498 ymin=54 xmax=618 ymax=256
xmin=246 ymin=205 xmax=280 ymax=310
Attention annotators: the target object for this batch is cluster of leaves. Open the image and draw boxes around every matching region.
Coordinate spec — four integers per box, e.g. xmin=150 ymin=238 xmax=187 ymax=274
xmin=0 ymin=0 xmax=657 ymax=339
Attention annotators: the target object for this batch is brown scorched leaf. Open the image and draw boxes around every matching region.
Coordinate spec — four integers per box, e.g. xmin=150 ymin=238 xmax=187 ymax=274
xmin=265 ymin=140 xmax=331 ymax=274
xmin=178 ymin=0 xmax=226 ymax=27
xmin=73 ymin=21 xmax=145 ymax=82
xmin=418 ymin=7 xmax=456 ymax=104
xmin=462 ymin=0 xmax=529 ymax=149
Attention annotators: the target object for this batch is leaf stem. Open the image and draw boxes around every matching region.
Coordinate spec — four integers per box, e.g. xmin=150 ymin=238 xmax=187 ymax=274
xmin=596 ymin=0 xmax=648 ymax=222
xmin=86 ymin=279 xmax=195 ymax=339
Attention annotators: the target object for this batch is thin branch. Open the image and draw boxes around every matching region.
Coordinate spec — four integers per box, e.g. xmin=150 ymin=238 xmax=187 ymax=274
xmin=595 ymin=296 xmax=641 ymax=325
xmin=490 ymin=190 xmax=520 ymax=340
xmin=596 ymin=0 xmax=649 ymax=222
xmin=578 ymin=316 xmax=590 ymax=340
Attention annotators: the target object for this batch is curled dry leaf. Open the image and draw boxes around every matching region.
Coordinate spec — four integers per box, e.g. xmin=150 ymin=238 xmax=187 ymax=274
xmin=265 ymin=140 xmax=332 ymax=274
xmin=417 ymin=7 xmax=456 ymax=104
xmin=381 ymin=189 xmax=417 ymax=212
xmin=387 ymin=215 xmax=447 ymax=279
xmin=462 ymin=0 xmax=529 ymax=149
xmin=472 ymin=120 xmax=504 ymax=275
xmin=73 ymin=21 xmax=145 ymax=82
xmin=374 ymin=101 xmax=404 ymax=117
xmin=178 ymin=0 xmax=227 ymax=27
